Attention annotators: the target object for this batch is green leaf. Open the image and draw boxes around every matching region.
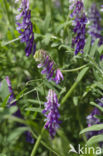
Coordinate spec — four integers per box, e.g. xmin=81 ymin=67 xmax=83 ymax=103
xmin=43 ymin=13 xmax=51 ymax=33
xmin=16 ymin=88 xmax=27 ymax=100
xmin=84 ymin=36 xmax=91 ymax=55
xmin=8 ymin=127 xmax=29 ymax=142
xmin=90 ymin=102 xmax=103 ymax=112
xmin=76 ymin=67 xmax=89 ymax=82
xmin=73 ymin=96 xmax=78 ymax=106
xmin=1 ymin=94 xmax=10 ymax=107
xmin=0 ymin=79 xmax=9 ymax=101
xmin=9 ymin=106 xmax=18 ymax=114
xmin=98 ymin=45 xmax=103 ymax=54
xmin=1 ymin=38 xmax=20 ymax=46
xmin=25 ymin=107 xmax=43 ymax=112
xmin=80 ymin=124 xmax=103 ymax=135
xmin=87 ymin=134 xmax=103 ymax=146
xmin=90 ymin=39 xmax=99 ymax=57
xmin=27 ymin=99 xmax=44 ymax=105
xmin=0 ymin=154 xmax=7 ymax=156
xmin=0 ymin=106 xmax=18 ymax=121
xmin=42 ymin=33 xmax=52 ymax=45
xmin=56 ymin=21 xmax=72 ymax=34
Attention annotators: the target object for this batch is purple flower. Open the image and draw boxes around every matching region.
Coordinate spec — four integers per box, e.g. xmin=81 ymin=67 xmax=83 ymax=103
xmin=25 ymin=131 xmax=34 ymax=144
xmin=88 ymin=3 xmax=103 ymax=60
xmin=88 ymin=3 xmax=103 ymax=45
xmin=86 ymin=98 xmax=103 ymax=139
xmin=5 ymin=76 xmax=34 ymax=144
xmin=15 ymin=0 xmax=36 ymax=56
xmin=100 ymin=55 xmax=103 ymax=61
xmin=53 ymin=69 xmax=64 ymax=84
xmin=69 ymin=0 xmax=83 ymax=18
xmin=70 ymin=0 xmax=87 ymax=55
xmin=42 ymin=89 xmax=60 ymax=138
xmin=34 ymin=50 xmax=64 ymax=84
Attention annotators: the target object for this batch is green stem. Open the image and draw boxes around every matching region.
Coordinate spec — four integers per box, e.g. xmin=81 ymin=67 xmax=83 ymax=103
xmin=31 ymin=127 xmax=45 ymax=156
xmin=62 ymin=64 xmax=88 ymax=73
xmin=88 ymin=56 xmax=103 ymax=76
xmin=61 ymin=67 xmax=89 ymax=105
xmin=76 ymin=106 xmax=87 ymax=143
xmin=10 ymin=83 xmax=43 ymax=105
xmin=60 ymin=0 xmax=64 ymax=18
xmin=48 ymin=0 xmax=53 ymax=20
xmin=42 ymin=0 xmax=46 ymax=17
xmin=61 ymin=81 xmax=78 ymax=105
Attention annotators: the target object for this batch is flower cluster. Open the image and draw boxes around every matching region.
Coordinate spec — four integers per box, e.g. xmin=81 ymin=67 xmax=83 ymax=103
xmin=34 ymin=49 xmax=64 ymax=84
xmin=15 ymin=0 xmax=36 ymax=56
xmin=5 ymin=76 xmax=34 ymax=144
xmin=42 ymin=89 xmax=60 ymax=138
xmin=86 ymin=98 xmax=103 ymax=139
xmin=70 ymin=0 xmax=87 ymax=55
xmin=88 ymin=3 xmax=103 ymax=45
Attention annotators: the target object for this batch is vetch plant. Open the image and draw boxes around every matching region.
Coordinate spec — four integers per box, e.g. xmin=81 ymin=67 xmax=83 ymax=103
xmin=1 ymin=0 xmax=103 ymax=155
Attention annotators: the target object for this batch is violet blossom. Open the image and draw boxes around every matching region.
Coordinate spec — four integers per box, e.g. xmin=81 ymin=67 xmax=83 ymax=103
xmin=42 ymin=89 xmax=60 ymax=138
xmin=15 ymin=0 xmax=36 ymax=56
xmin=88 ymin=3 xmax=103 ymax=60
xmin=70 ymin=0 xmax=87 ymax=55
xmin=34 ymin=49 xmax=64 ymax=84
xmin=88 ymin=3 xmax=103 ymax=45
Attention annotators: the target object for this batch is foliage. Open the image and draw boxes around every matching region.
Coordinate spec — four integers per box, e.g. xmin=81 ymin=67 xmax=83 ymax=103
xmin=0 ymin=0 xmax=103 ymax=156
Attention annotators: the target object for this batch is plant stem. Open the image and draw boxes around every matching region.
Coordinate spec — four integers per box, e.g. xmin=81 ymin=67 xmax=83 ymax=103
xmin=61 ymin=81 xmax=78 ymax=105
xmin=60 ymin=0 xmax=64 ymax=18
xmin=62 ymin=64 xmax=88 ymax=73
xmin=76 ymin=105 xmax=87 ymax=143
xmin=10 ymin=83 xmax=43 ymax=105
xmin=61 ymin=67 xmax=89 ymax=105
xmin=42 ymin=0 xmax=46 ymax=17
xmin=30 ymin=127 xmax=45 ymax=156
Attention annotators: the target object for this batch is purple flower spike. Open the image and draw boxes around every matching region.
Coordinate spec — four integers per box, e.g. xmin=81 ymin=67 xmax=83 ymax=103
xmin=88 ymin=3 xmax=103 ymax=45
xmin=16 ymin=0 xmax=36 ymax=56
xmin=88 ymin=3 xmax=103 ymax=59
xmin=70 ymin=0 xmax=87 ymax=55
xmin=42 ymin=90 xmax=60 ymax=138
xmin=34 ymin=50 xmax=64 ymax=84
xmin=86 ymin=98 xmax=103 ymax=140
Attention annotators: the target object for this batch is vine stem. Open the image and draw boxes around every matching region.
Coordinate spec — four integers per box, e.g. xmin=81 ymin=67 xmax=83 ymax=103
xmin=62 ymin=64 xmax=88 ymax=73
xmin=42 ymin=0 xmax=46 ymax=16
xmin=61 ymin=67 xmax=89 ymax=105
xmin=30 ymin=127 xmax=45 ymax=156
